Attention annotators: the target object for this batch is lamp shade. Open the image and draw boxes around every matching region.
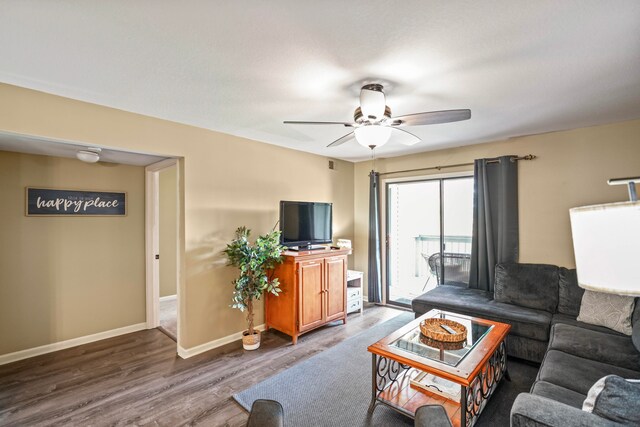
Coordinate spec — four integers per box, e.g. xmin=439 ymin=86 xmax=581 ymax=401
xmin=354 ymin=125 xmax=392 ymax=148
xmin=569 ymin=201 xmax=640 ymax=296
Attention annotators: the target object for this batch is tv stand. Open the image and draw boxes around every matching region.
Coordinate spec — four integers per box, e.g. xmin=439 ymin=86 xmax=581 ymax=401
xmin=265 ymin=248 xmax=352 ymax=344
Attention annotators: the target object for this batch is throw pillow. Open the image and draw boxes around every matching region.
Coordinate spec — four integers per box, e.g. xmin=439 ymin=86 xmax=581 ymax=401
xmin=577 ymin=290 xmax=635 ymax=335
xmin=583 ymin=375 xmax=640 ymax=424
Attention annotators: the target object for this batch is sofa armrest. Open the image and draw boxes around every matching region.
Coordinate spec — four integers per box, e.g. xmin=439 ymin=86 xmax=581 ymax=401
xmin=511 ymin=393 xmax=622 ymax=427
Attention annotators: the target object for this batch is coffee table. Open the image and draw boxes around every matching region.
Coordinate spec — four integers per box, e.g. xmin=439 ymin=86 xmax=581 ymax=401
xmin=367 ymin=309 xmax=511 ymax=427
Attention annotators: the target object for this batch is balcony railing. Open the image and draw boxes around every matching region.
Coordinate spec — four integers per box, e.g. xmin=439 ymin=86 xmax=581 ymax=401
xmin=414 ymin=234 xmax=472 ymax=277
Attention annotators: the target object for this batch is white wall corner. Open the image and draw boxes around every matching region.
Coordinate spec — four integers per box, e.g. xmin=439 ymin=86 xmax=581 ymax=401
xmin=177 ymin=324 xmax=266 ymax=359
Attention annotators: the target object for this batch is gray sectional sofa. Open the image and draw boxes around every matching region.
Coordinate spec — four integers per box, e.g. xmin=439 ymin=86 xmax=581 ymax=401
xmin=411 ymin=263 xmax=640 ymax=426
xmin=511 ymin=322 xmax=640 ymax=426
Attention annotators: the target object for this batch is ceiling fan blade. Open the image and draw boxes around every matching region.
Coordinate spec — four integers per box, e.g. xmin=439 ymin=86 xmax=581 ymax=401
xmin=390 ymin=109 xmax=471 ymax=126
xmin=283 ymin=120 xmax=354 ymax=127
xmin=391 ymin=127 xmax=421 ymax=146
xmin=327 ymin=132 xmax=355 ymax=148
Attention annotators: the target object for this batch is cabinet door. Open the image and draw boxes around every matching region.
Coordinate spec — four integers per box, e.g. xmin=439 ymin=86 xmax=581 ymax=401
xmin=325 ymin=255 xmax=347 ymax=322
xmin=298 ymin=260 xmax=325 ymax=332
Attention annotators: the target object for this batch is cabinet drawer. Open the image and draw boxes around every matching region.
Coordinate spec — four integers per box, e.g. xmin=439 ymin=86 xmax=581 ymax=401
xmin=347 ymin=299 xmax=361 ymax=313
xmin=347 ymin=287 xmax=361 ymax=300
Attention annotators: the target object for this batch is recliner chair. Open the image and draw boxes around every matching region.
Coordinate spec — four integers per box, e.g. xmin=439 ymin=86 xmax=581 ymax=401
xmin=415 ymin=405 xmax=453 ymax=427
xmin=246 ymin=400 xmax=284 ymax=427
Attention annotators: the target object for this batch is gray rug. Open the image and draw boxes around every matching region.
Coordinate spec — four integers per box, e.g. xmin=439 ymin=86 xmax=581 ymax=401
xmin=234 ymin=312 xmax=538 ymax=426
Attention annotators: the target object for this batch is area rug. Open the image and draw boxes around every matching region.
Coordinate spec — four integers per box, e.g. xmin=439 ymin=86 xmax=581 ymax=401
xmin=234 ymin=312 xmax=538 ymax=426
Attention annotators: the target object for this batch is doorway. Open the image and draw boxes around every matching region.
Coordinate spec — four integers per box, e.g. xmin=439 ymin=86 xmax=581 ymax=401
xmin=385 ymin=175 xmax=473 ymax=307
xmin=145 ymin=159 xmax=180 ymax=342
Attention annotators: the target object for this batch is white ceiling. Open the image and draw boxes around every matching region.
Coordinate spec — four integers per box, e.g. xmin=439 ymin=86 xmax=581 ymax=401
xmin=0 ymin=132 xmax=168 ymax=166
xmin=1 ymin=1 xmax=639 ymax=162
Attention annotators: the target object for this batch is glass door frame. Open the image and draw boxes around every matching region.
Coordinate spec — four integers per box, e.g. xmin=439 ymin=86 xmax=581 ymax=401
xmin=383 ymin=172 xmax=473 ymax=308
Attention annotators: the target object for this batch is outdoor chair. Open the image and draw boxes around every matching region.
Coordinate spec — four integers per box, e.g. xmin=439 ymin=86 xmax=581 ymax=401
xmin=245 ymin=400 xmax=449 ymax=427
xmin=425 ymin=252 xmax=471 ymax=288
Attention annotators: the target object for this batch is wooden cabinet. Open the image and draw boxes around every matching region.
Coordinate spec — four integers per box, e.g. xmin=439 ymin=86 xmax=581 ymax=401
xmin=266 ymin=248 xmax=351 ymax=344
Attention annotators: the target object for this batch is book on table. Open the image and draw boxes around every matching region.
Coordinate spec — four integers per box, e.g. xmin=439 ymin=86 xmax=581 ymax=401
xmin=410 ymin=371 xmax=462 ymax=403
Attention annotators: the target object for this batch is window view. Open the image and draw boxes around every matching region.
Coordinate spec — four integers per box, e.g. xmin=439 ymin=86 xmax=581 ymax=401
xmin=386 ymin=177 xmax=473 ymax=306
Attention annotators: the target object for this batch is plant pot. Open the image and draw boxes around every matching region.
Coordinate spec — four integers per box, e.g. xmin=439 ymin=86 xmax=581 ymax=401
xmin=242 ymin=330 xmax=261 ymax=350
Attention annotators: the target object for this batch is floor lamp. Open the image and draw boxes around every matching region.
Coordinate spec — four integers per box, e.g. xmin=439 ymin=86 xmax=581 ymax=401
xmin=570 ymin=176 xmax=640 ymax=348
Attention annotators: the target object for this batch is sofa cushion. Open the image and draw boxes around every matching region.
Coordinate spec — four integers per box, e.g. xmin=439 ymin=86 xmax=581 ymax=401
xmin=482 ymin=300 xmax=552 ymax=341
xmin=552 ymin=313 xmax=627 ymax=336
xmin=511 ymin=393 xmax=622 ymax=427
xmin=494 ymin=263 xmax=559 ymax=313
xmin=548 ymin=323 xmax=640 ymax=372
xmin=412 ymin=285 xmax=552 ymax=341
xmin=558 ymin=267 xmax=583 ymax=316
xmin=411 ymin=285 xmax=492 ymax=315
xmin=536 ymin=349 xmax=640 ymax=395
xmin=530 ymin=380 xmax=586 ymax=409
xmin=506 ymin=334 xmax=548 ymax=363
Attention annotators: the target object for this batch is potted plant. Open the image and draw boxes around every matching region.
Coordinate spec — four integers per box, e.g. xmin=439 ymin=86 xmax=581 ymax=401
xmin=223 ymin=226 xmax=286 ymax=350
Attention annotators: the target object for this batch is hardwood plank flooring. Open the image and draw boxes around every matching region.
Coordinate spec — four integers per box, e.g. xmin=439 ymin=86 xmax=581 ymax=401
xmin=0 ymin=304 xmax=404 ymax=427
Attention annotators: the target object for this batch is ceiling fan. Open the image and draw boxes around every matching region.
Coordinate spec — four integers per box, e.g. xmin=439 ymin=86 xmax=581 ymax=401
xmin=284 ymin=84 xmax=471 ymax=149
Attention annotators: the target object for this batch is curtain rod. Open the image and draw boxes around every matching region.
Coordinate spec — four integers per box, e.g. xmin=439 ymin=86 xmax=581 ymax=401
xmin=378 ymin=154 xmax=537 ymax=176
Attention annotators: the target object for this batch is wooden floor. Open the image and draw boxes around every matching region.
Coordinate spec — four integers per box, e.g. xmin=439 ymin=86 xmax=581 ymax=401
xmin=0 ymin=304 xmax=403 ymax=427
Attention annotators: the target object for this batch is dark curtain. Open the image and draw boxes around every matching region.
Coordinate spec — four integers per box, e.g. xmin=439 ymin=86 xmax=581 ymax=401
xmin=468 ymin=155 xmax=519 ymax=291
xmin=368 ymin=170 xmax=382 ymax=303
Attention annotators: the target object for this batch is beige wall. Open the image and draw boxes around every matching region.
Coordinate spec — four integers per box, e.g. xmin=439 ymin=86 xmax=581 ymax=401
xmin=159 ymin=166 xmax=178 ymax=298
xmin=0 ymin=151 xmax=145 ymax=355
xmin=354 ymin=119 xmax=640 ymax=297
xmin=0 ymin=83 xmax=355 ymax=352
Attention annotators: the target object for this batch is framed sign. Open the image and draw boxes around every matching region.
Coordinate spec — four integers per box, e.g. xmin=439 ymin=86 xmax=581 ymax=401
xmin=26 ymin=187 xmax=127 ymax=216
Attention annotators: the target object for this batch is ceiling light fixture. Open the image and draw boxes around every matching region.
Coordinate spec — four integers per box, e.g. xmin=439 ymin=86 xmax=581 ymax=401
xmin=354 ymin=125 xmax=392 ymax=149
xmin=76 ymin=147 xmax=102 ymax=163
xmin=359 ymin=83 xmax=386 ymax=120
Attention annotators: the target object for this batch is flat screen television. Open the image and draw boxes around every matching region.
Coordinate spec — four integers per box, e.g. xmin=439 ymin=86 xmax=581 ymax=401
xmin=279 ymin=201 xmax=332 ymax=250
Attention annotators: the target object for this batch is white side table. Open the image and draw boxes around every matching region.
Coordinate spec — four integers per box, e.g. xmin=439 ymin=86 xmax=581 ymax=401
xmin=347 ymin=270 xmax=364 ymax=314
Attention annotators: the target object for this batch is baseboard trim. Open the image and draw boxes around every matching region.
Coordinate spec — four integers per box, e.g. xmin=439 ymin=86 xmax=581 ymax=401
xmin=0 ymin=322 xmax=147 ymax=366
xmin=159 ymin=294 xmax=177 ymax=302
xmin=177 ymin=323 xmax=266 ymax=359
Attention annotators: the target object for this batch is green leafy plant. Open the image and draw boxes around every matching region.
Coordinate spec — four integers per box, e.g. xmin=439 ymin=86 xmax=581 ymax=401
xmin=223 ymin=226 xmax=286 ymax=335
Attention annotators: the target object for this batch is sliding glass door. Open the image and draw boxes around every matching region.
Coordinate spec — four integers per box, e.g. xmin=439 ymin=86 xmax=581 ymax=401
xmin=386 ymin=176 xmax=473 ymax=307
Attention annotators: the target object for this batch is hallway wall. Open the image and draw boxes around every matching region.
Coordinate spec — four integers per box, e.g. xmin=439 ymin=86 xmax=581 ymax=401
xmin=0 ymin=150 xmax=145 ymax=355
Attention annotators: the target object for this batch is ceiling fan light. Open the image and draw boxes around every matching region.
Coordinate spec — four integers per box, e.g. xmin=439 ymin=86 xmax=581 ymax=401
xmin=360 ymin=87 xmax=386 ymax=120
xmin=354 ymin=125 xmax=392 ymax=149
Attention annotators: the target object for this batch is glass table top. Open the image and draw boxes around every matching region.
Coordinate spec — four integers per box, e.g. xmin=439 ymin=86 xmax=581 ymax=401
xmin=391 ymin=311 xmax=493 ymax=367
